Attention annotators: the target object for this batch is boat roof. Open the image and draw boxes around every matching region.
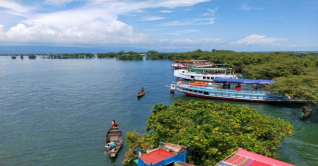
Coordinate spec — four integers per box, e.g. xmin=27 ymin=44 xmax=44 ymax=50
xmin=191 ymin=67 xmax=228 ymax=71
xmin=214 ymin=78 xmax=275 ymax=84
xmin=217 ymin=148 xmax=295 ymax=166
xmin=140 ymin=149 xmax=176 ymax=165
xmin=175 ymin=60 xmax=209 ymax=63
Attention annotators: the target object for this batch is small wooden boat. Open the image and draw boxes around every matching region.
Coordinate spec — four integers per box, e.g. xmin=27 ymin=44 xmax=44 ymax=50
xmin=105 ymin=127 xmax=123 ymax=157
xmin=137 ymin=90 xmax=145 ymax=98
xmin=299 ymin=105 xmax=312 ymax=120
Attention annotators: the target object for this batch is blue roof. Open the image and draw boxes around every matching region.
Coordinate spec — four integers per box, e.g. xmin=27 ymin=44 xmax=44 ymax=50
xmin=214 ymin=78 xmax=275 ymax=84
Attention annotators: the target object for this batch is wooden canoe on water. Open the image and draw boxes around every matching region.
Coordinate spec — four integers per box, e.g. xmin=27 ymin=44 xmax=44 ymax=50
xmin=137 ymin=90 xmax=145 ymax=97
xmin=299 ymin=105 xmax=313 ymax=120
xmin=105 ymin=127 xmax=123 ymax=157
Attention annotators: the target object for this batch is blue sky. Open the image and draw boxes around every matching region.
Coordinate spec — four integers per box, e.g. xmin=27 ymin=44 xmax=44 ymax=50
xmin=0 ymin=0 xmax=317 ymax=53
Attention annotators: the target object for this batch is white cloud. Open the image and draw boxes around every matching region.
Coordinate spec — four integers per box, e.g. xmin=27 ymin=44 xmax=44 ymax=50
xmin=143 ymin=16 xmax=166 ymax=21
xmin=45 ymin=0 xmax=74 ymax=5
xmin=231 ymin=34 xmax=285 ymax=45
xmin=240 ymin=4 xmax=263 ymax=11
xmin=183 ymin=29 xmax=198 ymax=33
xmin=160 ymin=10 xmax=174 ymax=13
xmin=0 ymin=0 xmax=211 ymax=46
xmin=203 ymin=7 xmax=218 ymax=16
xmin=0 ymin=0 xmax=33 ymax=17
xmin=163 ymin=18 xmax=214 ymax=26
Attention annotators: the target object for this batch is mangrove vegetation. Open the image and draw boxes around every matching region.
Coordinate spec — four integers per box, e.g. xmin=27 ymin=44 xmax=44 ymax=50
xmin=123 ymin=100 xmax=294 ymax=165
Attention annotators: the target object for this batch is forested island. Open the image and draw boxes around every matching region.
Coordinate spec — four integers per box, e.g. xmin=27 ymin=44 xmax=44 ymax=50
xmin=123 ymin=100 xmax=294 ymax=165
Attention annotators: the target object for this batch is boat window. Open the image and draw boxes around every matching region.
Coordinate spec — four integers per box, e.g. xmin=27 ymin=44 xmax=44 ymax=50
xmin=204 ymin=92 xmax=209 ymax=95
xmin=211 ymin=77 xmax=214 ymax=79
xmin=182 ymin=71 xmax=184 ymax=73
xmin=191 ymin=76 xmax=194 ymax=78
xmin=199 ymin=91 xmax=202 ymax=93
xmin=203 ymin=77 xmax=206 ymax=79
xmin=185 ymin=88 xmax=188 ymax=91
xmin=189 ymin=89 xmax=193 ymax=92
xmin=207 ymin=77 xmax=210 ymax=79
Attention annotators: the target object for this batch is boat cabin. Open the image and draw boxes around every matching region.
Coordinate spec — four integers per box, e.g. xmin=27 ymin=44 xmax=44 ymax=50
xmin=213 ymin=78 xmax=275 ymax=91
xmin=137 ymin=143 xmax=188 ymax=166
xmin=216 ymin=148 xmax=295 ymax=166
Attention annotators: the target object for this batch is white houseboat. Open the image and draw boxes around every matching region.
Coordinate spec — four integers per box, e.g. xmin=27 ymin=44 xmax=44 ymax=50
xmin=174 ymin=67 xmax=238 ymax=81
xmin=171 ymin=60 xmax=213 ymax=69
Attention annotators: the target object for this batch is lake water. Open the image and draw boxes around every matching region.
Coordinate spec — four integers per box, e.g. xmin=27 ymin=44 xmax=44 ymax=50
xmin=1 ymin=56 xmax=317 ymax=166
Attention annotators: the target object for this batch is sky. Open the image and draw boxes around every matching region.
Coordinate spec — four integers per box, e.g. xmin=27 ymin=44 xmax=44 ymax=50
xmin=0 ymin=0 xmax=317 ymax=53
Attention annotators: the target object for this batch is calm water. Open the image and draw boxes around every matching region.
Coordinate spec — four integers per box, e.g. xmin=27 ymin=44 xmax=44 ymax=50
xmin=0 ymin=56 xmax=317 ymax=166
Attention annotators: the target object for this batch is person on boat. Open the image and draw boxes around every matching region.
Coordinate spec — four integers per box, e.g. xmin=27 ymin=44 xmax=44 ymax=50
xmin=112 ymin=120 xmax=118 ymax=127
xmin=227 ymin=83 xmax=231 ymax=89
xmin=106 ymin=140 xmax=118 ymax=151
xmin=235 ymin=83 xmax=241 ymax=91
xmin=141 ymin=87 xmax=145 ymax=92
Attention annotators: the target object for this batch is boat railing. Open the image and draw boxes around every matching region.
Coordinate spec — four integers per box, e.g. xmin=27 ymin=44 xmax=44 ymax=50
xmin=178 ymin=84 xmax=272 ymax=94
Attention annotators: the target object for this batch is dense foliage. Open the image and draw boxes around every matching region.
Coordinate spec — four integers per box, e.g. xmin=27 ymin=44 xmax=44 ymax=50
xmin=144 ymin=50 xmax=318 ymax=103
xmin=28 ymin=54 xmax=36 ymax=59
xmin=46 ymin=53 xmax=95 ymax=59
xmin=116 ymin=51 xmax=143 ymax=60
xmin=123 ymin=100 xmax=293 ymax=165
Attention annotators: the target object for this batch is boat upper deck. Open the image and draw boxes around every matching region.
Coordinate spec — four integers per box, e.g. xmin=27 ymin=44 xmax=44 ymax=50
xmin=177 ymin=83 xmax=270 ymax=95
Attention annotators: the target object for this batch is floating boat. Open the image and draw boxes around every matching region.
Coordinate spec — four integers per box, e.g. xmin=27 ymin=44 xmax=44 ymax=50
xmin=170 ymin=78 xmax=307 ymax=103
xmin=105 ymin=126 xmax=123 ymax=157
xmin=174 ymin=67 xmax=238 ymax=81
xmin=171 ymin=60 xmax=213 ymax=69
xmin=137 ymin=90 xmax=145 ymax=98
xmin=299 ymin=105 xmax=312 ymax=120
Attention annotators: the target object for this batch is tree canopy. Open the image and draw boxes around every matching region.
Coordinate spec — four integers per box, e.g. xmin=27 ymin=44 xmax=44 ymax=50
xmin=123 ymin=100 xmax=293 ymax=165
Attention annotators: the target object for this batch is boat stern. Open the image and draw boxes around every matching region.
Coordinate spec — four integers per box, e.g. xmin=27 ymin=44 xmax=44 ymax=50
xmin=170 ymin=82 xmax=176 ymax=94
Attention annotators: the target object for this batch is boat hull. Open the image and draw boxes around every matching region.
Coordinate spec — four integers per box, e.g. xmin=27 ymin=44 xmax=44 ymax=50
xmin=105 ymin=127 xmax=123 ymax=157
xmin=182 ymin=91 xmax=302 ymax=103
xmin=299 ymin=106 xmax=312 ymax=120
xmin=137 ymin=91 xmax=145 ymax=97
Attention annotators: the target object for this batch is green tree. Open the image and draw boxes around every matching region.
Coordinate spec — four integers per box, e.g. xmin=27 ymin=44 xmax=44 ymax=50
xmin=119 ymin=50 xmax=125 ymax=55
xmin=28 ymin=54 xmax=36 ymax=59
xmin=194 ymin=49 xmax=203 ymax=52
xmin=123 ymin=100 xmax=293 ymax=165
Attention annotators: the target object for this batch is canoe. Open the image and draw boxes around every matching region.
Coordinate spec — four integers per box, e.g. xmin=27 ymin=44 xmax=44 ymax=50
xmin=105 ymin=127 xmax=123 ymax=157
xmin=137 ymin=90 xmax=145 ymax=97
xmin=299 ymin=105 xmax=312 ymax=120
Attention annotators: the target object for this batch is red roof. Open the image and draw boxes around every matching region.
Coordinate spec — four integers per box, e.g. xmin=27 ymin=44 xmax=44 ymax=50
xmin=140 ymin=149 xmax=176 ymax=165
xmin=219 ymin=149 xmax=295 ymax=166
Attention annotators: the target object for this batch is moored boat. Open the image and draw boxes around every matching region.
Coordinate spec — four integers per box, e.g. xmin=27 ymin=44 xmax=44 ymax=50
xmin=174 ymin=67 xmax=238 ymax=81
xmin=171 ymin=60 xmax=213 ymax=69
xmin=137 ymin=142 xmax=188 ymax=166
xmin=299 ymin=105 xmax=312 ymax=120
xmin=170 ymin=78 xmax=307 ymax=103
xmin=105 ymin=126 xmax=123 ymax=157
